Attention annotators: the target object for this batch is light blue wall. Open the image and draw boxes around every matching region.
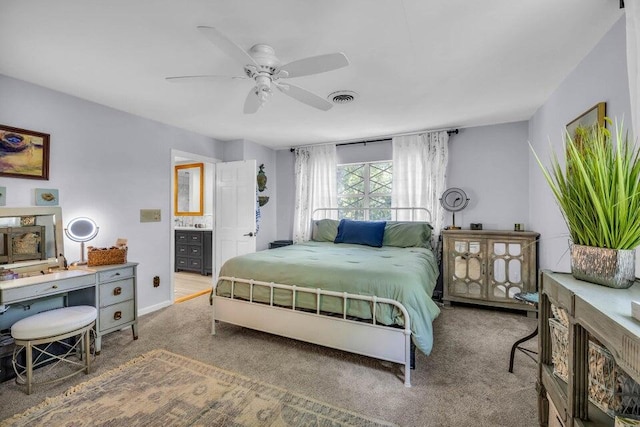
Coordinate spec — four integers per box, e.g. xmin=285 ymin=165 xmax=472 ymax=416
xmin=275 ymin=122 xmax=530 ymax=239
xmin=276 ymin=149 xmax=295 ymax=240
xmin=448 ymin=121 xmax=529 ymax=230
xmin=0 ymin=74 xmax=224 ymax=313
xmin=528 ymin=16 xmax=632 ymax=273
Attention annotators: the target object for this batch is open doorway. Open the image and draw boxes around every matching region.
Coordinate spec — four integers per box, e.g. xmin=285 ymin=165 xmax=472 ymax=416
xmin=171 ymin=149 xmax=218 ymax=303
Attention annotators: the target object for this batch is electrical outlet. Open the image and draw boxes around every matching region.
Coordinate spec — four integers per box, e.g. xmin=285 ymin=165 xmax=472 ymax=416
xmin=153 ymin=276 xmax=160 ymax=287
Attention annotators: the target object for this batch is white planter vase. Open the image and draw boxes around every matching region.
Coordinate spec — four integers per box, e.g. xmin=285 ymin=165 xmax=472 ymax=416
xmin=570 ymin=244 xmax=636 ymax=289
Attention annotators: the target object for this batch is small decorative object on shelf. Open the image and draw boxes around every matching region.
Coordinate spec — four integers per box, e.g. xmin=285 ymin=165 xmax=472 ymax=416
xmin=257 ymin=164 xmax=269 ymax=206
xmin=257 ymin=164 xmax=267 ymax=192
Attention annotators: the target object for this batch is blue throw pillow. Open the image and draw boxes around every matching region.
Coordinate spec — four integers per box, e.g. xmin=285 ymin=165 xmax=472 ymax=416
xmin=334 ymin=219 xmax=387 ymax=247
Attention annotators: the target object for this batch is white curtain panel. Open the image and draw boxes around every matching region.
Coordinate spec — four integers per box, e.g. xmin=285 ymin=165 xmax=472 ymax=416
xmin=392 ymin=131 xmax=449 ymax=242
xmin=292 ymin=144 xmax=337 ymax=243
xmin=627 ymin=2 xmax=640 ymax=140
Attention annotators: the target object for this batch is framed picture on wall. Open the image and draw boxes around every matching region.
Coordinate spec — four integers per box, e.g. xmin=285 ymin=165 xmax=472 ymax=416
xmin=0 ymin=124 xmax=50 ymax=180
xmin=566 ymin=102 xmax=606 ymax=142
xmin=35 ymin=188 xmax=59 ymax=206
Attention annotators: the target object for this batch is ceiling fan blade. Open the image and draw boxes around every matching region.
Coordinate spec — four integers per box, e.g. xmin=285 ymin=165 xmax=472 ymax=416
xmin=276 ymin=83 xmax=332 ymax=111
xmin=197 ymin=26 xmax=258 ymax=67
xmin=279 ymin=52 xmax=349 ymax=78
xmin=243 ymin=87 xmax=262 ymax=114
xmin=165 ymin=75 xmax=248 ymax=82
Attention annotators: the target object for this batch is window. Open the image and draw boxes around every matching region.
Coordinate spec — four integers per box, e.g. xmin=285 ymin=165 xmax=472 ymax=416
xmin=337 ymin=161 xmax=392 ymax=220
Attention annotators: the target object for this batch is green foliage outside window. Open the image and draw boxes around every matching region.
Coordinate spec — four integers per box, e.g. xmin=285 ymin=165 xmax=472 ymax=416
xmin=337 ymin=161 xmax=392 ymax=220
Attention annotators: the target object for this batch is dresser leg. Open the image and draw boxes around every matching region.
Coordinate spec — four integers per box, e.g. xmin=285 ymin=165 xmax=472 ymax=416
xmin=95 ymin=335 xmax=102 ymax=355
xmin=132 ymin=323 xmax=139 ymax=340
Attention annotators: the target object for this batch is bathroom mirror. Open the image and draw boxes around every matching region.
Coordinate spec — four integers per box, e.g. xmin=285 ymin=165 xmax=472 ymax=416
xmin=174 ymin=162 xmax=204 ymax=216
xmin=0 ymin=206 xmax=65 ymax=272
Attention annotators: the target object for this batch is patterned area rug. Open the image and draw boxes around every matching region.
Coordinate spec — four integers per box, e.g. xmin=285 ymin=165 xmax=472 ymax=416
xmin=1 ymin=349 xmax=396 ymax=427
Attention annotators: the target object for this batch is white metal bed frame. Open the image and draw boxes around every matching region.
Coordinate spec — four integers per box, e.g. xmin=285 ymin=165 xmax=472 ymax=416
xmin=211 ymin=207 xmax=432 ymax=387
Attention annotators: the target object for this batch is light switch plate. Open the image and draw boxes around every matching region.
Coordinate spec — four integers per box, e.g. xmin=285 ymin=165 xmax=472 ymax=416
xmin=140 ymin=209 xmax=161 ymax=223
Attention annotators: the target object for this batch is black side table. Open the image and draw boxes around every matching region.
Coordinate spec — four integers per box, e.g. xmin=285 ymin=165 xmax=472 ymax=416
xmin=508 ymin=291 xmax=538 ymax=373
xmin=269 ymin=240 xmax=293 ymax=249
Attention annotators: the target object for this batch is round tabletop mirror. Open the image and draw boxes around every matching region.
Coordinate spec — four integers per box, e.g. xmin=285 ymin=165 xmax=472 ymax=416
xmin=65 ymin=217 xmax=99 ymax=265
xmin=440 ymin=188 xmax=469 ymax=230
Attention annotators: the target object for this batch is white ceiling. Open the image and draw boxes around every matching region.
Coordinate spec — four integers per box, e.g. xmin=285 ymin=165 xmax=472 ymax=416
xmin=0 ymin=1 xmax=624 ymax=149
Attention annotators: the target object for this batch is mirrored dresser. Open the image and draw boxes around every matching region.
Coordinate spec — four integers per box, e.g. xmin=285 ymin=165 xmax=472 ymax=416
xmin=442 ymin=229 xmax=539 ymax=313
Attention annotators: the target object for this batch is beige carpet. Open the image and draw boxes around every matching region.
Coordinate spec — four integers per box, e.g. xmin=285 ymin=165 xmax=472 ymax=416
xmin=0 ymin=295 xmax=539 ymax=426
xmin=1 ymin=349 xmax=396 ymax=427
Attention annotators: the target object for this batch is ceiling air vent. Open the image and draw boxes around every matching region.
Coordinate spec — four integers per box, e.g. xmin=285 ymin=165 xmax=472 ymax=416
xmin=328 ymin=90 xmax=358 ymax=104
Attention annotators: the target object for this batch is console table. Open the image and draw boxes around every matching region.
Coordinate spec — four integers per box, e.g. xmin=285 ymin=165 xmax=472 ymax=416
xmin=0 ymin=263 xmax=138 ymax=354
xmin=538 ymin=270 xmax=640 ymax=426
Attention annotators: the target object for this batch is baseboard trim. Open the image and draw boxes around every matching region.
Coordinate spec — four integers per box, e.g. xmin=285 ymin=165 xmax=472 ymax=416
xmin=139 ymin=300 xmax=171 ymax=316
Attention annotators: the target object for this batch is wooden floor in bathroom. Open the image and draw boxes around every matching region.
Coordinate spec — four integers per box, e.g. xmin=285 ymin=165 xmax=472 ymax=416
xmin=174 ymin=271 xmax=212 ymax=302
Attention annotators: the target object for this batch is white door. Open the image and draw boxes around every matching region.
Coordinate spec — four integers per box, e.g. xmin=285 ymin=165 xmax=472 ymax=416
xmin=215 ymin=160 xmax=257 ymax=277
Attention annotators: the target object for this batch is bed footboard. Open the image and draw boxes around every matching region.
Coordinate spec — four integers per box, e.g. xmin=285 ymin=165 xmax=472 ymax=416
xmin=212 ymin=276 xmax=413 ymax=387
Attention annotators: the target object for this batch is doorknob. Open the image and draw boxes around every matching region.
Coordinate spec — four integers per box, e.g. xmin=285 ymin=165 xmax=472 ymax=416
xmin=243 ymin=232 xmax=254 ymax=237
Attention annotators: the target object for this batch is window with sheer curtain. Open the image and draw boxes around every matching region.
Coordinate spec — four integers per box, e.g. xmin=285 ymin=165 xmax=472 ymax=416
xmin=392 ymin=131 xmax=449 ymax=245
xmin=292 ymin=144 xmax=337 ymax=243
xmin=337 ymin=161 xmax=392 ymax=220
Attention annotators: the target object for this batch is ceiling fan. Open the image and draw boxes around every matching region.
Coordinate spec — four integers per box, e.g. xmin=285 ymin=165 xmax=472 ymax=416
xmin=166 ymin=26 xmax=350 ymax=114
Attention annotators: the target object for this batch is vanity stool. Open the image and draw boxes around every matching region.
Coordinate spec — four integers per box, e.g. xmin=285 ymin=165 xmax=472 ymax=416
xmin=11 ymin=305 xmax=97 ymax=394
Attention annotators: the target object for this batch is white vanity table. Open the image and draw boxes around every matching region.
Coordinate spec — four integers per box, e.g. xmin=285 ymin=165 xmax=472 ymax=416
xmin=0 ymin=263 xmax=138 ymax=353
xmin=0 ymin=207 xmax=138 ymax=358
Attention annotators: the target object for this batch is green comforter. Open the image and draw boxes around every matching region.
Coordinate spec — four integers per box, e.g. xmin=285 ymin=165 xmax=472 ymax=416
xmin=216 ymin=241 xmax=441 ymax=355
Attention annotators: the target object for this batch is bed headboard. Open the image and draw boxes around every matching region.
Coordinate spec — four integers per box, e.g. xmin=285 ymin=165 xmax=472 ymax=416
xmin=311 ymin=207 xmax=432 ymax=223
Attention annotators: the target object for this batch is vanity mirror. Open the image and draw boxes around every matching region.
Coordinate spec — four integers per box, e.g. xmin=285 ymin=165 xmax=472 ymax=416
xmin=174 ymin=162 xmax=204 ymax=216
xmin=0 ymin=206 xmax=65 ymax=272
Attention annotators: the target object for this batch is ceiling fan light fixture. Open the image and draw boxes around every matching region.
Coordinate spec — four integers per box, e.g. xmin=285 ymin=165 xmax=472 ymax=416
xmin=328 ymin=90 xmax=358 ymax=104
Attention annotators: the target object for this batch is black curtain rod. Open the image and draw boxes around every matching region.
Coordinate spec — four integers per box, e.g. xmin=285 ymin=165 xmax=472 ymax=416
xmin=289 ymin=129 xmax=459 ymax=152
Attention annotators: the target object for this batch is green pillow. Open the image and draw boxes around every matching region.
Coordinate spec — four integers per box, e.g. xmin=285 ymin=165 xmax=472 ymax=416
xmin=382 ymin=222 xmax=433 ymax=248
xmin=312 ymin=219 xmax=339 ymax=242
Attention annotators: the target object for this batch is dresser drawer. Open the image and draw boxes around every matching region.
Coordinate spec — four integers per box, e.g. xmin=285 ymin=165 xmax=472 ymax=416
xmin=188 ymin=258 xmax=202 ymax=269
xmin=176 ymin=231 xmax=202 ymax=244
xmin=99 ymin=299 xmax=135 ymax=331
xmin=0 ymin=273 xmax=95 ymax=304
xmin=97 ymin=266 xmax=134 ymax=283
xmin=99 ymin=278 xmax=134 ymax=307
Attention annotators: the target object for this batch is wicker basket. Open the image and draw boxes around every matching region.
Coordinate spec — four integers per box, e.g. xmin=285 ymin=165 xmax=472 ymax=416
xmin=589 ymin=340 xmax=640 ymax=419
xmin=12 ymin=233 xmax=41 ymax=255
xmin=549 ymin=316 xmax=640 ymax=419
xmin=551 ymin=304 xmax=570 ymax=328
xmin=87 ymin=246 xmax=127 ymax=267
xmin=549 ymin=317 xmax=569 ymax=382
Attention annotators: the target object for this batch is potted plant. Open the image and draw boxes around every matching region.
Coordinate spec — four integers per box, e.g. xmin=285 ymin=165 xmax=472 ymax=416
xmin=532 ymin=118 xmax=640 ymax=288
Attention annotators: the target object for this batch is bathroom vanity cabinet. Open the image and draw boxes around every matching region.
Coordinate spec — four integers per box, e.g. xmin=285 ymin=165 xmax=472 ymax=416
xmin=175 ymin=229 xmax=212 ymax=276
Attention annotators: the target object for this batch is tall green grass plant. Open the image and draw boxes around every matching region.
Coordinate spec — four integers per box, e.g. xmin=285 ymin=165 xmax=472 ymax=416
xmin=531 ymin=119 xmax=640 ymax=250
